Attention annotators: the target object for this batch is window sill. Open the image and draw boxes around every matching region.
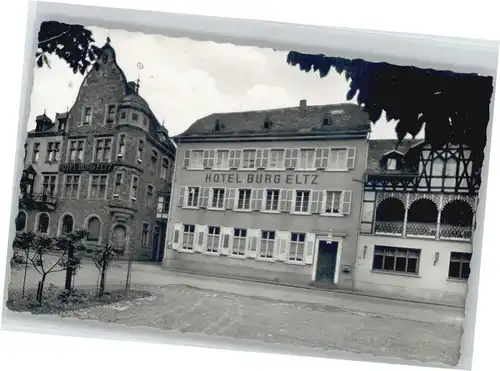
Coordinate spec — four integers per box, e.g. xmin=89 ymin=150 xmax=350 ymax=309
xmin=207 ymin=207 xmax=225 ymax=211
xmin=324 ymin=169 xmax=349 ymax=172
xmin=447 ymin=278 xmax=469 ymax=283
xmin=186 ymin=167 xmax=205 ymax=171
xmin=212 ymin=168 xmax=231 ymax=171
xmin=320 ymin=213 xmax=344 ymax=217
xmin=261 ymin=210 xmax=280 ymax=214
xmin=183 ymin=206 xmax=199 ymax=210
xmin=228 ymin=254 xmax=246 ymax=259
xmin=256 ymin=257 xmax=275 ymax=263
xmin=290 ymin=212 xmax=311 ymax=216
xmin=370 ymin=269 xmax=420 ymax=278
xmin=202 ymin=251 xmax=220 ymax=256
xmin=295 ymin=168 xmax=317 ymax=172
xmin=265 ymin=168 xmax=286 ymax=172
xmin=234 ymin=209 xmax=253 ymax=213
xmin=237 ymin=168 xmax=257 ymax=171
xmin=179 ymin=248 xmax=195 ymax=254
xmin=285 ymin=260 xmax=306 ymax=266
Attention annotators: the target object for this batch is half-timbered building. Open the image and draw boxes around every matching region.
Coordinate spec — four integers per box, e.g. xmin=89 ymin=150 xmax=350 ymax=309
xmin=354 ymin=139 xmax=479 ymax=306
xmin=165 ymin=100 xmax=370 ymax=289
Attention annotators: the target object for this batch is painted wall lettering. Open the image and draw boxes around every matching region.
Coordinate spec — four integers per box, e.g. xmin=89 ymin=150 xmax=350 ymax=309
xmin=204 ymin=172 xmax=319 ymax=185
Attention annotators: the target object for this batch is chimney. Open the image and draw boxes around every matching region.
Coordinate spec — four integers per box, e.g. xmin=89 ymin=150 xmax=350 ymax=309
xmin=127 ymin=81 xmax=138 ymax=93
xmin=299 ymin=99 xmax=307 ymax=111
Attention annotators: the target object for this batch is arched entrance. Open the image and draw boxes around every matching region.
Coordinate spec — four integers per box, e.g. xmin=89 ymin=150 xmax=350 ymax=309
xmin=111 ymin=225 xmax=127 ymax=255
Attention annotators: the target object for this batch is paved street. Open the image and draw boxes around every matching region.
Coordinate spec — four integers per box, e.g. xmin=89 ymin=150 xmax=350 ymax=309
xmin=6 ymin=262 xmax=464 ymax=366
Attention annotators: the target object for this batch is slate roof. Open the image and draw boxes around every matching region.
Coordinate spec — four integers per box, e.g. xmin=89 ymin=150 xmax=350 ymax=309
xmin=366 ymin=139 xmax=422 ymax=175
xmin=176 ymin=102 xmax=371 ymax=140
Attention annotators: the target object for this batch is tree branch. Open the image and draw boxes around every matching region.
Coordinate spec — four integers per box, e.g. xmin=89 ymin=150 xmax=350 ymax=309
xmin=38 ymin=28 xmax=71 ymax=45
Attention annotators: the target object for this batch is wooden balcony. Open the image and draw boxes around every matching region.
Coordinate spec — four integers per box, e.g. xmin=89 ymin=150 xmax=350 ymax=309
xmin=373 ymin=220 xmax=472 ymax=241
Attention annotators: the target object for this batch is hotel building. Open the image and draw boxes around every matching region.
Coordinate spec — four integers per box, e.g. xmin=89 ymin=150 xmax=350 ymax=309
xmin=165 ymin=100 xmax=370 ymax=289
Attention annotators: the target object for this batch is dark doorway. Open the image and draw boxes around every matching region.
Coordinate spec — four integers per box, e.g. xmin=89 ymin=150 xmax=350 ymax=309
xmin=152 ymin=222 xmax=167 ymax=262
xmin=315 ymin=240 xmax=339 ymax=282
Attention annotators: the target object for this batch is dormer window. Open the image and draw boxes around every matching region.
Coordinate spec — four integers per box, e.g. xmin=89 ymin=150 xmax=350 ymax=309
xmin=263 ymin=117 xmax=273 ymax=129
xmin=387 ymin=158 xmax=397 ymax=170
xmin=214 ymin=119 xmax=223 ymax=132
xmin=158 ymin=132 xmax=167 ymax=141
xmin=322 ymin=115 xmax=332 ymax=126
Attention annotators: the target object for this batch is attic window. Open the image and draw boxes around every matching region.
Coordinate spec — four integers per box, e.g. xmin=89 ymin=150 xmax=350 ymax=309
xmin=263 ymin=117 xmax=273 ymax=129
xmin=322 ymin=115 xmax=332 ymax=126
xmin=387 ymin=158 xmax=397 ymax=170
xmin=102 ymin=54 xmax=108 ymax=64
xmin=214 ymin=119 xmax=223 ymax=132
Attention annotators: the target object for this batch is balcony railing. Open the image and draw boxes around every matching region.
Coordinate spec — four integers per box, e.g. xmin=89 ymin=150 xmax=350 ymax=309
xmin=19 ymin=192 xmax=57 ymax=211
xmin=373 ymin=221 xmax=404 ymax=235
xmin=439 ymin=224 xmax=473 ymax=240
xmin=373 ymin=219 xmax=472 ymax=241
xmin=405 ymin=222 xmax=438 ymax=238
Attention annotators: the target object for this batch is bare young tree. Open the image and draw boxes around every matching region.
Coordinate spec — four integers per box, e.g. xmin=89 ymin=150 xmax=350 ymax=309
xmin=13 ymin=229 xmax=87 ymax=304
xmin=92 ymin=242 xmax=119 ymax=298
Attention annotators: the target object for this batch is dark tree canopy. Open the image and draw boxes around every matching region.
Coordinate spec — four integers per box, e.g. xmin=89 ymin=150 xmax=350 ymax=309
xmin=286 ymin=52 xmax=494 ymax=161
xmin=37 ymin=21 xmax=101 ymax=75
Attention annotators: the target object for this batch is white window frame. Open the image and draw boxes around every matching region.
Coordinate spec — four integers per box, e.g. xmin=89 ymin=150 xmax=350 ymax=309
xmin=322 ymin=189 xmax=343 ymax=216
xmin=326 ymin=147 xmax=349 ymax=171
xmin=136 ymin=138 xmax=144 ymax=163
xmin=93 ymin=137 xmax=113 ymax=163
xmin=297 ymin=148 xmax=317 ymax=171
xmin=67 ymin=139 xmax=86 ymax=162
xmin=259 ymin=230 xmax=276 ymax=260
xmin=206 ymin=226 xmax=221 ymax=253
xmin=387 ymin=158 xmax=397 ymax=170
xmin=181 ymin=224 xmax=196 ymax=251
xmin=239 ymin=149 xmax=257 ymax=170
xmin=231 ymin=228 xmax=247 ymax=257
xmin=130 ymin=175 xmax=139 ymax=204
xmin=62 ymin=174 xmax=81 ymax=199
xmin=45 ymin=142 xmax=61 ymax=163
xmin=87 ymin=174 xmax=108 ymax=200
xmin=105 ymin=103 xmax=118 ymax=124
xmin=214 ymin=149 xmax=230 ymax=170
xmin=235 ymin=188 xmax=252 ymax=211
xmin=160 ymin=157 xmax=169 ymax=179
xmin=292 ymin=190 xmax=311 ymax=214
xmin=188 ymin=150 xmax=204 ymax=170
xmin=117 ymin=134 xmax=126 ymax=159
xmin=263 ymin=189 xmax=280 ymax=212
xmin=146 ymin=184 xmax=155 ymax=206
xmin=266 ymin=149 xmax=286 ymax=170
xmin=186 ymin=186 xmax=201 ymax=208
xmin=113 ymin=172 xmax=123 ymax=198
xmin=210 ymin=187 xmax=226 ymax=210
xmin=41 ymin=174 xmax=57 ymax=196
xmin=288 ymin=232 xmax=306 ymax=263
xmin=81 ymin=106 xmax=93 ymax=125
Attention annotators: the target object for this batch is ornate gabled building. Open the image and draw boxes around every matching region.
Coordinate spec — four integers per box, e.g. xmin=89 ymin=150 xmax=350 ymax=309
xmin=354 ymin=139 xmax=479 ymax=306
xmin=165 ymin=100 xmax=371 ymax=289
xmin=16 ymin=39 xmax=176 ymax=261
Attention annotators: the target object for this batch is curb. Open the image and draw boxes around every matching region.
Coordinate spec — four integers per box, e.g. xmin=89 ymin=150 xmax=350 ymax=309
xmin=160 ymin=266 xmax=464 ymax=309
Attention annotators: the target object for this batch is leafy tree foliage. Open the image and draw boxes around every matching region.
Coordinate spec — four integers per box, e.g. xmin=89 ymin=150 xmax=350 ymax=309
xmin=36 ymin=21 xmax=101 ymax=75
xmin=286 ymin=52 xmax=494 ymax=171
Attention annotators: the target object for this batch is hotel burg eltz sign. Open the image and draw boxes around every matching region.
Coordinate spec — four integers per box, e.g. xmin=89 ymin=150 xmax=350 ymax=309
xmin=59 ymin=162 xmax=116 ymax=174
xmin=205 ymin=172 xmax=319 ymax=185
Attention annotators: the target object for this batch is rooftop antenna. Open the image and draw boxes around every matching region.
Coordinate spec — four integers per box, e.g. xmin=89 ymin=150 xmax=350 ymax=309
xmin=136 ymin=62 xmax=144 ymax=93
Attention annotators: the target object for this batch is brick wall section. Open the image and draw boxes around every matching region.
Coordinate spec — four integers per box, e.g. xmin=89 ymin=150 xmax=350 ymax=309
xmin=18 ymin=44 xmax=175 ymax=262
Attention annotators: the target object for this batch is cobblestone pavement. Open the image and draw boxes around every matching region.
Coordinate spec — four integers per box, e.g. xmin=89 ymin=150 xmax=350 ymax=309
xmin=62 ymin=284 xmax=462 ymax=366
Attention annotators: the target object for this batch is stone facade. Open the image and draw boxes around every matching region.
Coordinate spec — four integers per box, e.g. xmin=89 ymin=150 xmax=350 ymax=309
xmin=16 ymin=40 xmax=175 ymax=262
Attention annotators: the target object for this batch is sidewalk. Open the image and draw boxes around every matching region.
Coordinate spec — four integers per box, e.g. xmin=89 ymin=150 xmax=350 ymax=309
xmin=125 ymin=263 xmax=464 ymax=326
